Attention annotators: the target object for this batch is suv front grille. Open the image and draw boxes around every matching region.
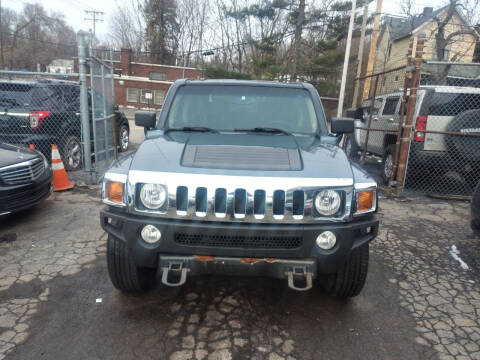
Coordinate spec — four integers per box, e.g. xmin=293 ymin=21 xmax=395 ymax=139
xmin=174 ymin=233 xmax=302 ymax=249
xmin=173 ymin=186 xmax=306 ymax=220
xmin=0 ymin=158 xmax=44 ymax=185
xmin=130 ymin=172 xmax=355 ymax=223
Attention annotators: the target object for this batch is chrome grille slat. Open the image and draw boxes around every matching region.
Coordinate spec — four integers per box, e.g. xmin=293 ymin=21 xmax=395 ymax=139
xmin=0 ymin=158 xmax=44 ymax=185
xmin=233 ymin=189 xmax=246 ymax=219
xmin=214 ymin=188 xmax=227 ymax=217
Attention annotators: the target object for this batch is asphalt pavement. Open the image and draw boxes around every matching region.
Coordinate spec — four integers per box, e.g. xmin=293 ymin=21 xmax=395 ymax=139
xmin=1 ymin=126 xmax=480 ymax=359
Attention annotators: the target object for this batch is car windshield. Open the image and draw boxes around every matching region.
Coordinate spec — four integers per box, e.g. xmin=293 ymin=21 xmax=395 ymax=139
xmin=166 ymin=85 xmax=320 ymax=135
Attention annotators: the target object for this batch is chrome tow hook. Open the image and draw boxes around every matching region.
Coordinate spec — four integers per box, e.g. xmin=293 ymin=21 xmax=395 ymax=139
xmin=161 ymin=262 xmax=189 ymax=287
xmin=285 ymin=266 xmax=313 ymax=291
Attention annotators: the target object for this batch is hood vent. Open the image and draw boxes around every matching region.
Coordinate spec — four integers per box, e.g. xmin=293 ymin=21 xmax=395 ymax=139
xmin=181 ymin=144 xmax=302 ymax=171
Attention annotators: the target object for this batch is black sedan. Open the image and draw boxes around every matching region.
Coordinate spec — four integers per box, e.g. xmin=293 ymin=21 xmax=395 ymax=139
xmin=472 ymin=181 xmax=480 ymax=236
xmin=0 ymin=143 xmax=53 ymax=215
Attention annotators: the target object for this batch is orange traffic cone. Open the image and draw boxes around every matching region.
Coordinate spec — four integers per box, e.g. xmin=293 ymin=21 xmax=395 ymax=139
xmin=51 ymin=144 xmax=75 ymax=191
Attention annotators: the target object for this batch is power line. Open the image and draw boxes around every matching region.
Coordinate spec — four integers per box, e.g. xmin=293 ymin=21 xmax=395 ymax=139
xmin=84 ymin=9 xmax=104 ymax=39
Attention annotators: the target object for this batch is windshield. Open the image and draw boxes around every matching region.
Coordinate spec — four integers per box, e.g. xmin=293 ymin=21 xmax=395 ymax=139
xmin=166 ymin=85 xmax=320 ymax=135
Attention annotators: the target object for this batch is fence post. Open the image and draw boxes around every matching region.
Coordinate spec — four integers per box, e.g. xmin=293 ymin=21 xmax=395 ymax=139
xmin=100 ymin=63 xmax=110 ymax=166
xmin=77 ymin=30 xmax=92 ymax=184
xmin=110 ymin=49 xmax=118 ymax=159
xmin=395 ymin=33 xmax=425 ymax=195
xmin=390 ymin=36 xmax=414 ymax=184
xmin=110 ymin=49 xmax=115 ymax=103
xmin=360 ymin=74 xmax=379 ymax=163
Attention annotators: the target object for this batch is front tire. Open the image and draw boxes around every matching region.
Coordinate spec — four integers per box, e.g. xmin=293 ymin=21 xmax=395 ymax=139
xmin=107 ymin=235 xmax=155 ymax=293
xmin=118 ymin=124 xmax=129 ymax=152
xmin=472 ymin=181 xmax=480 ymax=236
xmin=321 ymin=244 xmax=369 ymax=298
xmin=62 ymin=135 xmax=83 ymax=171
xmin=382 ymin=144 xmax=396 ymax=185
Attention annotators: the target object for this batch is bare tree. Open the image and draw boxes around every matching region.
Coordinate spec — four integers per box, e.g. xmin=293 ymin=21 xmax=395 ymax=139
xmin=1 ymin=4 xmax=76 ymax=70
xmin=428 ymin=0 xmax=478 ymax=83
xmin=109 ymin=1 xmax=145 ymax=52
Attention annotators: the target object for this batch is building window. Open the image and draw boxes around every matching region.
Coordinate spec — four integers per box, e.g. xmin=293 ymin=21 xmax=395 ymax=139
xmin=394 ymin=75 xmax=399 ymax=82
xmin=141 ymin=89 xmax=153 ymax=104
xmin=126 ymin=88 xmax=138 ymax=103
xmin=154 ymin=90 xmax=165 ymax=105
xmin=149 ymin=72 xmax=167 ymax=81
xmin=387 ymin=43 xmax=392 ymax=60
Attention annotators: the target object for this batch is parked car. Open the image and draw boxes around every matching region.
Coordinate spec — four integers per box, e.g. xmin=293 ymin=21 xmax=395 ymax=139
xmin=345 ymin=86 xmax=480 ymax=184
xmin=0 ymin=78 xmax=130 ymax=171
xmin=100 ymin=79 xmax=379 ymax=298
xmin=0 ymin=142 xmax=53 ymax=215
xmin=472 ymin=180 xmax=480 ymax=236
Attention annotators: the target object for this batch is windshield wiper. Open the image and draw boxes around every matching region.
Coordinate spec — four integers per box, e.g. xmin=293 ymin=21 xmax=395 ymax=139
xmin=234 ymin=127 xmax=292 ymax=136
xmin=164 ymin=126 xmax=219 ymax=134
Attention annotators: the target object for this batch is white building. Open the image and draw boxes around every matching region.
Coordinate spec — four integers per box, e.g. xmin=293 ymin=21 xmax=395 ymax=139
xmin=47 ymin=59 xmax=74 ymax=74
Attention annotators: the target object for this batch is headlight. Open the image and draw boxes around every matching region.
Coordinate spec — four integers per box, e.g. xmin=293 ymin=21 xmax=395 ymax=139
xmin=140 ymin=184 xmax=167 ymax=209
xmin=314 ymin=190 xmax=341 ymax=216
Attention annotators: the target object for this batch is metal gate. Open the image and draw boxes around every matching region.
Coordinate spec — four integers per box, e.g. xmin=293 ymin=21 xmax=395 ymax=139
xmin=89 ymin=54 xmax=116 ymax=179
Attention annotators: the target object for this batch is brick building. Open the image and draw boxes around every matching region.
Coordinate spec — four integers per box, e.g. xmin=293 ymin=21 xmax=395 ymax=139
xmin=113 ymin=49 xmax=203 ymax=109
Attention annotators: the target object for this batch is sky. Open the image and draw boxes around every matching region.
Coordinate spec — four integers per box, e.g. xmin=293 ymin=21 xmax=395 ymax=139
xmin=4 ymin=0 xmax=450 ymax=43
xmin=4 ymin=0 xmax=114 ymax=40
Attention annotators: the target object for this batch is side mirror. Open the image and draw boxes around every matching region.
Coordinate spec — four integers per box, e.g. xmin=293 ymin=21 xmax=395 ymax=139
xmin=135 ymin=111 xmax=156 ymax=129
xmin=331 ymin=117 xmax=354 ymax=134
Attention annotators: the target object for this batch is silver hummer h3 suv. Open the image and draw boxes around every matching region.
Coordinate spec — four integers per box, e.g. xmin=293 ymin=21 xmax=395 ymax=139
xmin=100 ymin=80 xmax=379 ymax=298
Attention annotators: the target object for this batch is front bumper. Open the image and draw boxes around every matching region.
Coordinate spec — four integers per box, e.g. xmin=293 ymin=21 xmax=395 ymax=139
xmin=0 ymin=168 xmax=53 ymax=214
xmin=100 ymin=207 xmax=378 ymax=275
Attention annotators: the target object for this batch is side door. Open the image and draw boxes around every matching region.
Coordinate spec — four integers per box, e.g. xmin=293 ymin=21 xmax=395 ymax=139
xmin=358 ymin=96 xmax=384 ymax=155
xmin=377 ymin=95 xmax=401 ymax=150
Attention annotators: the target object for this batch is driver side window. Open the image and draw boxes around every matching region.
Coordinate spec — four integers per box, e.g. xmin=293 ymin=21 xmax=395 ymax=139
xmin=363 ymin=98 xmax=383 ymax=117
xmin=372 ymin=98 xmax=384 ymax=116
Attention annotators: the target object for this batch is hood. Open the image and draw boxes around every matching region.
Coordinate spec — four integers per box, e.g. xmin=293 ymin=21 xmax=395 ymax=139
xmin=130 ymin=133 xmax=353 ymax=180
xmin=0 ymin=143 xmax=39 ymax=169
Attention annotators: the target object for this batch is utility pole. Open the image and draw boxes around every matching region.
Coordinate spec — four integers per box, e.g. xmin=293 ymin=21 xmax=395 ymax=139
xmin=291 ymin=0 xmax=306 ymax=82
xmin=0 ymin=0 xmax=4 ymax=69
xmin=362 ymin=0 xmax=383 ymax=101
xmin=84 ymin=10 xmax=104 ymax=43
xmin=352 ymin=3 xmax=369 ymax=107
xmin=336 ymin=0 xmax=357 ymax=117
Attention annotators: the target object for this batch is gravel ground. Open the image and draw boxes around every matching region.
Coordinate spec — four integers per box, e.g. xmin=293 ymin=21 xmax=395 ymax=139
xmin=0 ymin=182 xmax=479 ymax=359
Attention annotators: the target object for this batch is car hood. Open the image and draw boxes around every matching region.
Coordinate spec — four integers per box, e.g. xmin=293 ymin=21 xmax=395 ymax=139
xmin=130 ymin=133 xmax=354 ymax=181
xmin=0 ymin=143 xmax=39 ymax=169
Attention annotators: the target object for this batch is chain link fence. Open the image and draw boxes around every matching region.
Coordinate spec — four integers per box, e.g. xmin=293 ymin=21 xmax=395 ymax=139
xmin=347 ymin=34 xmax=480 ymax=197
xmin=0 ymin=72 xmax=84 ymax=171
xmin=0 ymin=31 xmax=118 ymax=184
xmin=404 ymin=62 xmax=480 ymax=196
xmin=348 ymin=66 xmax=408 ymax=173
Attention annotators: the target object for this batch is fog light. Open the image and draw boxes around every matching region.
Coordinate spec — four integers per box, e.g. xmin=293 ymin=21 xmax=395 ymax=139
xmin=141 ymin=225 xmax=162 ymax=244
xmin=316 ymin=231 xmax=337 ymax=250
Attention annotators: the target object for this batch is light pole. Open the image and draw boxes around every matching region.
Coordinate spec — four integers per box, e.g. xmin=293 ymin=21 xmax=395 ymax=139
xmin=337 ymin=0 xmax=357 ymax=117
